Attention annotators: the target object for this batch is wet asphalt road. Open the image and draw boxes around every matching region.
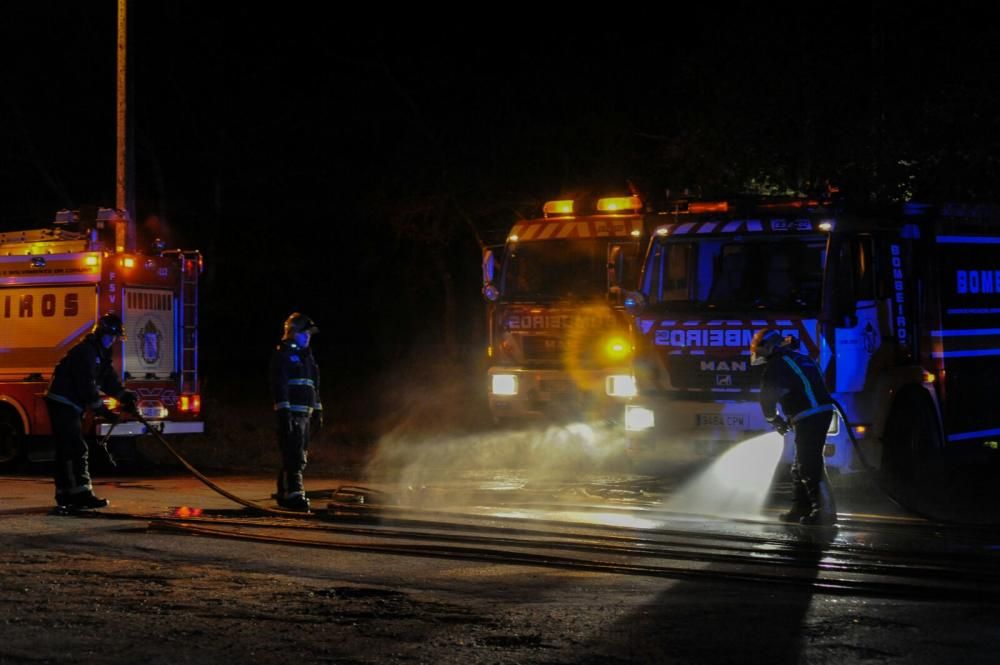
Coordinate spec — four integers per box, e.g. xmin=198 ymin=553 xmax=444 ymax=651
xmin=2 ymin=471 xmax=1000 ymax=665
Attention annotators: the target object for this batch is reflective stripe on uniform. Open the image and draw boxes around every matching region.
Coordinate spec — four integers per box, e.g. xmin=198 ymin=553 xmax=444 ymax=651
xmin=286 ymin=405 xmax=313 ymax=414
xmin=45 ymin=393 xmax=84 ymax=413
xmin=790 ymin=403 xmax=836 ymax=424
xmin=288 ymin=378 xmax=315 ymax=387
xmin=274 ymin=401 xmax=291 ymax=411
xmin=781 ymin=356 xmax=818 ymax=407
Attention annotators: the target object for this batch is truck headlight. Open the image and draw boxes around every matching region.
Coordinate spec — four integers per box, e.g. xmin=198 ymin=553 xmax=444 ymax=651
xmin=605 ymin=374 xmax=638 ymax=397
xmin=625 ymin=405 xmax=655 ymax=431
xmin=491 ymin=374 xmax=518 ymax=396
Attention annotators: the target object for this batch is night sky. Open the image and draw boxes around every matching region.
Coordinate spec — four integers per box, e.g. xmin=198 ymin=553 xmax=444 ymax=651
xmin=3 ymin=3 xmax=1000 ymax=392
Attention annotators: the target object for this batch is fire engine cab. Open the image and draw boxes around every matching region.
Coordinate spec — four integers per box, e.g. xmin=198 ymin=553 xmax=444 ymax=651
xmin=0 ymin=207 xmax=203 ymax=464
xmin=623 ymin=198 xmax=1000 ymax=497
xmin=481 ymin=196 xmax=647 ymax=423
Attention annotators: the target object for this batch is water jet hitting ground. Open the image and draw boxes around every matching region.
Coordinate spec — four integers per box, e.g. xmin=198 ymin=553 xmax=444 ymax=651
xmin=664 ymin=433 xmax=785 ymax=520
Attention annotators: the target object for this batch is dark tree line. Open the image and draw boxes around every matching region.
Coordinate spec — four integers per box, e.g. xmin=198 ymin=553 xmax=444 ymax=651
xmin=3 ymin=3 xmax=1000 ymax=382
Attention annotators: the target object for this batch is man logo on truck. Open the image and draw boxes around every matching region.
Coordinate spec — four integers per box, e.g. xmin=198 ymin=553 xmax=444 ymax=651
xmin=699 ymin=360 xmax=749 ymax=372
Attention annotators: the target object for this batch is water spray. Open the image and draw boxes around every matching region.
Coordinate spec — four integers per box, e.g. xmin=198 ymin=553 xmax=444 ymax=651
xmin=664 ymin=432 xmax=786 ymax=520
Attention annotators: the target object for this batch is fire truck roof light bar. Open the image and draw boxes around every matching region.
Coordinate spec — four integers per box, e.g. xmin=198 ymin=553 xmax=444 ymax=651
xmin=688 ymin=201 xmax=729 ymax=213
xmin=543 ymin=200 xmax=574 ymax=217
xmin=596 ymin=196 xmax=642 ymax=212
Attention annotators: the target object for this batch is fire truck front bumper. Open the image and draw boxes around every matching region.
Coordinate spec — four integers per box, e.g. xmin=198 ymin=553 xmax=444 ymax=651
xmin=97 ymin=420 xmax=205 ymax=437
xmin=624 ymin=399 xmax=775 ymax=458
xmin=488 ymin=367 xmax=633 ymax=422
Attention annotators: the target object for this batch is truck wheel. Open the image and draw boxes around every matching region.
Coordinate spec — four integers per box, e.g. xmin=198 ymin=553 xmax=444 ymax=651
xmin=881 ymin=389 xmax=942 ymax=506
xmin=0 ymin=408 xmax=25 ymax=468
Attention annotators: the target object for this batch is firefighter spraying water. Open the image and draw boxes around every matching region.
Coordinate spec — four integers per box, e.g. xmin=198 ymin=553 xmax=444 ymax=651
xmin=751 ymin=328 xmax=837 ymax=525
xmin=622 ymin=198 xmax=1000 ymax=516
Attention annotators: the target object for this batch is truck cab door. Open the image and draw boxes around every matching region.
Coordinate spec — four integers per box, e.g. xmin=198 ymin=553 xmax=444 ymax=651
xmin=607 ymin=241 xmax=641 ymax=305
xmin=824 ymin=233 xmax=881 ymax=393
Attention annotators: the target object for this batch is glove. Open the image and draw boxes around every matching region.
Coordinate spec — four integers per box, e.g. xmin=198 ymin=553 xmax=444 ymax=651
xmin=311 ymin=410 xmax=324 ymax=432
xmin=119 ymin=390 xmax=139 ymax=413
xmin=771 ymin=416 xmax=790 ymax=436
xmin=95 ymin=405 xmax=119 ymax=423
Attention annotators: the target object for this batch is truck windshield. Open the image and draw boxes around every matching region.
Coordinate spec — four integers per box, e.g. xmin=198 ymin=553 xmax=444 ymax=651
xmin=502 ymin=239 xmax=636 ymax=301
xmin=642 ymin=236 xmax=826 ymax=312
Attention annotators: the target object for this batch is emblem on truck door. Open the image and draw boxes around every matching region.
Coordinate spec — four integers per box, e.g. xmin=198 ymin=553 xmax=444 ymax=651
xmin=138 ymin=319 xmax=163 ymax=364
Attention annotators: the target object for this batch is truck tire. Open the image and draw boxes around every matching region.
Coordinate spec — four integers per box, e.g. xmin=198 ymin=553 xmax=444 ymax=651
xmin=0 ymin=407 xmax=25 ymax=468
xmin=881 ymin=388 xmax=942 ymax=506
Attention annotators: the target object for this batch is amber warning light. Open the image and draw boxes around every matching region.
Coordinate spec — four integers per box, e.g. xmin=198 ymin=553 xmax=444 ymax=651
xmin=596 ymin=196 xmax=642 ymax=212
xmin=542 ymin=200 xmax=574 ymax=217
xmin=688 ymin=201 xmax=729 ymax=213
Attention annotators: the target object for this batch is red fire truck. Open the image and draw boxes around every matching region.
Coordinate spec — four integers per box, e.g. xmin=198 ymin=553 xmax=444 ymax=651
xmin=481 ymin=196 xmax=648 ymax=423
xmin=0 ymin=207 xmax=203 ymax=464
xmin=623 ymin=198 xmax=1000 ymax=496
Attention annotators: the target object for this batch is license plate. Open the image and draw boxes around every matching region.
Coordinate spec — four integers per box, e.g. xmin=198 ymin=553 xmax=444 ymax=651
xmin=696 ymin=413 xmax=748 ymax=429
xmin=141 ymin=406 xmax=165 ymax=419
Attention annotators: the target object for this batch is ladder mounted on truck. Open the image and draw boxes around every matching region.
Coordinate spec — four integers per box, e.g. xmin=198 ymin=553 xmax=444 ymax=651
xmin=163 ymin=250 xmax=202 ymax=394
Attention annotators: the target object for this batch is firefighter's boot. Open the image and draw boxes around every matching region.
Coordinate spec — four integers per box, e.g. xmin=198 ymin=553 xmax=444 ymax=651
xmin=57 ymin=491 xmax=110 ymax=510
xmin=279 ymin=494 xmax=311 ymax=512
xmin=277 ymin=470 xmax=310 ymax=512
xmin=800 ymin=473 xmax=837 ymax=526
xmin=54 ymin=451 xmax=105 ymax=509
xmin=780 ymin=465 xmax=811 ymax=523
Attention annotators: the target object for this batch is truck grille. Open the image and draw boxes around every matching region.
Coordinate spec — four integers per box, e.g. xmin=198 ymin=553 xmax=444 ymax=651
xmin=667 ymin=356 xmax=762 ymax=392
xmin=521 ymin=335 xmax=565 ymax=362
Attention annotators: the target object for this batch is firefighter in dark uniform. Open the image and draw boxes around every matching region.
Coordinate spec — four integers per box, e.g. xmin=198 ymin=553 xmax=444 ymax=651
xmin=44 ymin=313 xmax=138 ymax=509
xmin=270 ymin=313 xmax=322 ymax=512
xmin=751 ymin=329 xmax=838 ymax=526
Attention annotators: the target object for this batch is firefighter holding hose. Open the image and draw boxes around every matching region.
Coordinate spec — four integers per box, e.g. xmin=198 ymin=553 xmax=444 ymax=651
xmin=751 ymin=329 xmax=837 ymax=526
xmin=45 ymin=313 xmax=138 ymax=509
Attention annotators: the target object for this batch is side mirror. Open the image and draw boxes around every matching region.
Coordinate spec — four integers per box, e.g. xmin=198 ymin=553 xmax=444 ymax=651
xmin=482 ymin=249 xmax=500 ymax=302
xmin=482 ymin=249 xmax=496 ymax=284
xmin=607 ymin=245 xmax=623 ymax=291
xmin=622 ymin=290 xmax=647 ymax=315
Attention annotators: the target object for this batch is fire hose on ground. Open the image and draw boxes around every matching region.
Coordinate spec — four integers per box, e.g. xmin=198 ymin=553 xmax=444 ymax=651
xmin=127 ymin=410 xmax=318 ymax=518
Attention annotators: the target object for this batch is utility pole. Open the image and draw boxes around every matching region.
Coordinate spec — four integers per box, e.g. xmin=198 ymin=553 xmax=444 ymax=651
xmin=116 ymin=0 xmax=135 ymax=251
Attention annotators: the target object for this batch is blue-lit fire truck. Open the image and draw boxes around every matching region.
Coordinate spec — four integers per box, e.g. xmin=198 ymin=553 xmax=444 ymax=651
xmin=622 ymin=198 xmax=1000 ymax=494
xmin=481 ymin=196 xmax=648 ymax=423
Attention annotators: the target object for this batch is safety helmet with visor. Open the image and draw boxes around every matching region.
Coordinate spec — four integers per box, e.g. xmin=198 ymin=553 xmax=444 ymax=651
xmin=750 ymin=328 xmax=786 ymax=366
xmin=92 ymin=313 xmax=127 ymax=340
xmin=283 ymin=312 xmax=320 ymax=340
